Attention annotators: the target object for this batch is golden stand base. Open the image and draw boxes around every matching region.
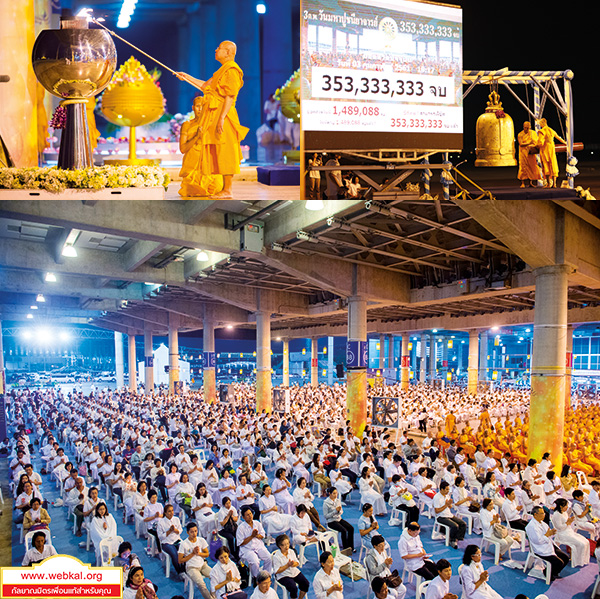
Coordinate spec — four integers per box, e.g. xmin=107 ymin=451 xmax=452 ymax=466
xmin=104 ymin=158 xmax=161 ymax=166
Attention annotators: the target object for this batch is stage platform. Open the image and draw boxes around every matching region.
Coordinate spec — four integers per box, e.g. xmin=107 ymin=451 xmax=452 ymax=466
xmin=470 ymin=185 xmax=581 ymax=201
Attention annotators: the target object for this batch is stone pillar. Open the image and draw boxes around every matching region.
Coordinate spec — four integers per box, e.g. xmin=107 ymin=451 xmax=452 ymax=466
xmin=400 ymin=335 xmax=410 ymax=390
xmin=529 ymin=265 xmax=571 ymax=469
xmin=256 ymin=310 xmax=272 ymax=413
xmin=347 ymin=296 xmax=367 ymax=436
xmin=442 ymin=336 xmax=449 ymax=381
xmin=467 ymin=330 xmax=479 ymax=395
xmin=114 ymin=332 xmax=124 ymax=388
xmin=0 ymin=0 xmax=37 ymax=166
xmin=387 ymin=335 xmax=394 ymax=370
xmin=311 ymin=337 xmax=319 ymax=387
xmin=478 ymin=330 xmax=488 ymax=382
xmin=168 ymin=313 xmax=180 ymax=394
xmin=327 ymin=337 xmax=334 ymax=385
xmin=429 ymin=335 xmax=436 ymax=381
xmin=378 ymin=333 xmax=385 ymax=371
xmin=565 ymin=324 xmax=574 ymax=413
xmin=128 ymin=333 xmax=137 ymax=392
xmin=0 ymin=320 xmax=5 ymax=395
xmin=420 ymin=332 xmax=427 ymax=382
xmin=203 ymin=310 xmax=216 ymax=404
xmin=143 ymin=326 xmax=154 ymax=393
xmin=282 ymin=338 xmax=290 ymax=387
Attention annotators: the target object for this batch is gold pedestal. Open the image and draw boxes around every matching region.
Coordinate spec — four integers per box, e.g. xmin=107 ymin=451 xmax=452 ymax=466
xmin=103 ymin=125 xmax=161 ymax=166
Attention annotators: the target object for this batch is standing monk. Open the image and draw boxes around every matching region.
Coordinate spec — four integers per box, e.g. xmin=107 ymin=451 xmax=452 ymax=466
xmin=176 ymin=41 xmax=249 ymax=198
xmin=516 ymin=121 xmax=541 ymax=187
xmin=536 ymin=117 xmax=567 ymax=188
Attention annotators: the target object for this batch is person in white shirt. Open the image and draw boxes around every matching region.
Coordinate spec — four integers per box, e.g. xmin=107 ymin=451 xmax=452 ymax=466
xmin=178 ymin=522 xmax=214 ymax=599
xmin=501 ymin=488 xmax=528 ymax=530
xmin=459 ymin=545 xmax=502 ymax=599
xmin=433 ymin=481 xmax=466 ymax=549
xmin=398 ymin=523 xmax=437 ymax=580
xmin=210 ymin=546 xmax=244 ymax=599
xmin=525 ymin=506 xmax=569 ymax=581
xmin=22 ymin=531 xmax=57 ymax=566
xmin=423 ymin=559 xmax=457 ymax=599
xmin=313 ymin=552 xmax=343 ymax=599
xmin=272 ymin=534 xmax=310 ymax=599
xmin=157 ymin=503 xmax=184 ymax=575
xmin=250 ymin=571 xmax=279 ymax=599
xmin=551 ymin=498 xmax=590 ymax=567
xmin=589 ymin=481 xmax=600 ymax=519
xmin=236 ymin=506 xmax=273 ymax=579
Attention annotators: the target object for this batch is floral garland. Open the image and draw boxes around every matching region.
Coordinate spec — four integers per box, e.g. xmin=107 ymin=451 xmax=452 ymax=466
xmin=0 ymin=166 xmax=170 ymax=193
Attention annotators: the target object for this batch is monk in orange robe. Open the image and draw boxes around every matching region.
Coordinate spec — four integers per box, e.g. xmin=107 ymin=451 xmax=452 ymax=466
xmin=537 ymin=117 xmax=566 ymax=188
xmin=176 ymin=40 xmax=249 ymax=198
xmin=517 ymin=121 xmax=541 ymax=187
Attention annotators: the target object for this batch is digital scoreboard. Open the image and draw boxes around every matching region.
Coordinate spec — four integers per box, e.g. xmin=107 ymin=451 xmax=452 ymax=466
xmin=301 ymin=0 xmax=463 ymax=151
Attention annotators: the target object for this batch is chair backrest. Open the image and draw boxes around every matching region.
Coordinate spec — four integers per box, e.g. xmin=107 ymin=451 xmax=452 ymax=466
xmin=25 ymin=529 xmax=52 ymax=552
xmin=417 ymin=580 xmax=431 ymax=599
xmin=98 ymin=536 xmax=123 ymax=567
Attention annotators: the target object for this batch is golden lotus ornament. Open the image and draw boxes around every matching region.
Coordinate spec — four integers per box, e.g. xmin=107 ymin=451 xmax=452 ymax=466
xmin=101 ymin=57 xmax=165 ymax=165
xmin=475 ymin=90 xmax=518 ymax=167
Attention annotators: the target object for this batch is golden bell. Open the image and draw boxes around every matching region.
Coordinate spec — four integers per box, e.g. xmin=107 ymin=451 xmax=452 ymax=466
xmin=474 ymin=90 xmax=517 ymax=167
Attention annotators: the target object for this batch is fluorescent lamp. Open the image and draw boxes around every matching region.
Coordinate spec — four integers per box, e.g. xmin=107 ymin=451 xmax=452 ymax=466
xmin=305 ymin=200 xmax=324 ymax=211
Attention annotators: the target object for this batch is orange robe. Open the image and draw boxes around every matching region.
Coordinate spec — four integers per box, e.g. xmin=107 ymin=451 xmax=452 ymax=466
xmin=178 ymin=113 xmax=223 ymax=197
xmin=201 ymin=60 xmax=249 ymax=176
xmin=538 ymin=125 xmax=560 ymax=177
xmin=517 ymin=129 xmax=541 ymax=180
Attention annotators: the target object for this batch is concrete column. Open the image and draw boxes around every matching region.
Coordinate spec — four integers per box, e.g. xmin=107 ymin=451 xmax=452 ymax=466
xmin=429 ymin=335 xmax=436 ymax=381
xmin=282 ymin=338 xmax=290 ymax=387
xmin=203 ymin=310 xmax=216 ymax=404
xmin=311 ymin=337 xmax=319 ymax=387
xmin=168 ymin=313 xmax=180 ymax=394
xmin=0 ymin=320 xmax=5 ymax=395
xmin=347 ymin=296 xmax=367 ymax=436
xmin=387 ymin=335 xmax=394 ymax=370
xmin=442 ymin=336 xmax=449 ymax=381
xmin=529 ymin=264 xmax=571 ymax=469
xmin=0 ymin=0 xmax=37 ymax=166
xmin=400 ymin=335 xmax=410 ymax=390
xmin=378 ymin=333 xmax=385 ymax=371
xmin=565 ymin=324 xmax=574 ymax=413
xmin=468 ymin=330 xmax=479 ymax=395
xmin=327 ymin=337 xmax=334 ymax=385
xmin=256 ymin=311 xmax=272 ymax=413
xmin=478 ymin=330 xmax=488 ymax=382
xmin=128 ymin=333 xmax=137 ymax=392
xmin=143 ymin=326 xmax=154 ymax=393
xmin=420 ymin=332 xmax=427 ymax=382
xmin=114 ymin=332 xmax=124 ymax=388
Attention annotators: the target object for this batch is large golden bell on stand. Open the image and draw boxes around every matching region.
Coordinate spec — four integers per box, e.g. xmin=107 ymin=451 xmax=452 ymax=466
xmin=475 ymin=90 xmax=517 ymax=167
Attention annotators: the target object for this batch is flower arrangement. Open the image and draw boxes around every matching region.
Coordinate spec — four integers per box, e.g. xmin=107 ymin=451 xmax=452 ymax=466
xmin=0 ymin=165 xmax=170 ymax=193
xmin=49 ymin=105 xmax=67 ymax=129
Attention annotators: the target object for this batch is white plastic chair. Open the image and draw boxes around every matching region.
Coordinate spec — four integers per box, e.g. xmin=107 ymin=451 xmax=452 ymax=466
xmin=416 ymin=580 xmax=430 ymax=599
xmin=182 ymin=573 xmax=194 ymax=599
xmin=591 ymin=572 xmax=600 ymax=598
xmin=98 ymin=536 xmax=123 ymax=567
xmin=431 ymin=519 xmax=450 ymax=546
xmin=523 ymin=549 xmax=552 ymax=584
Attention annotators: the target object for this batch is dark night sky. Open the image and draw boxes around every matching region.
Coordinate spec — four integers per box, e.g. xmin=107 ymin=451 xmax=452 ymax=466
xmin=448 ymin=0 xmax=596 ymax=150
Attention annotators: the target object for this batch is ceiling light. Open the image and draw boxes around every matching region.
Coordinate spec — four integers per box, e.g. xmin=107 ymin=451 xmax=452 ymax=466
xmin=256 ymin=2 xmax=266 ymax=13
xmin=45 ymin=272 xmax=57 ymax=283
xmin=30 ymin=305 xmax=38 ymax=310
xmin=226 ymin=325 xmax=233 ymax=330
xmin=306 ymin=200 xmax=324 ymax=211
xmin=61 ymin=244 xmax=77 ymax=258
xmin=36 ymin=294 xmax=46 ymax=302
xmin=26 ymin=313 xmax=34 ymax=319
xmin=196 ymin=250 xmax=209 ymax=262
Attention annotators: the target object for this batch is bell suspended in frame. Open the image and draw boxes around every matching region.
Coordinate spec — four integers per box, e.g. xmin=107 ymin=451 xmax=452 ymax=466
xmin=474 ymin=90 xmax=518 ymax=167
